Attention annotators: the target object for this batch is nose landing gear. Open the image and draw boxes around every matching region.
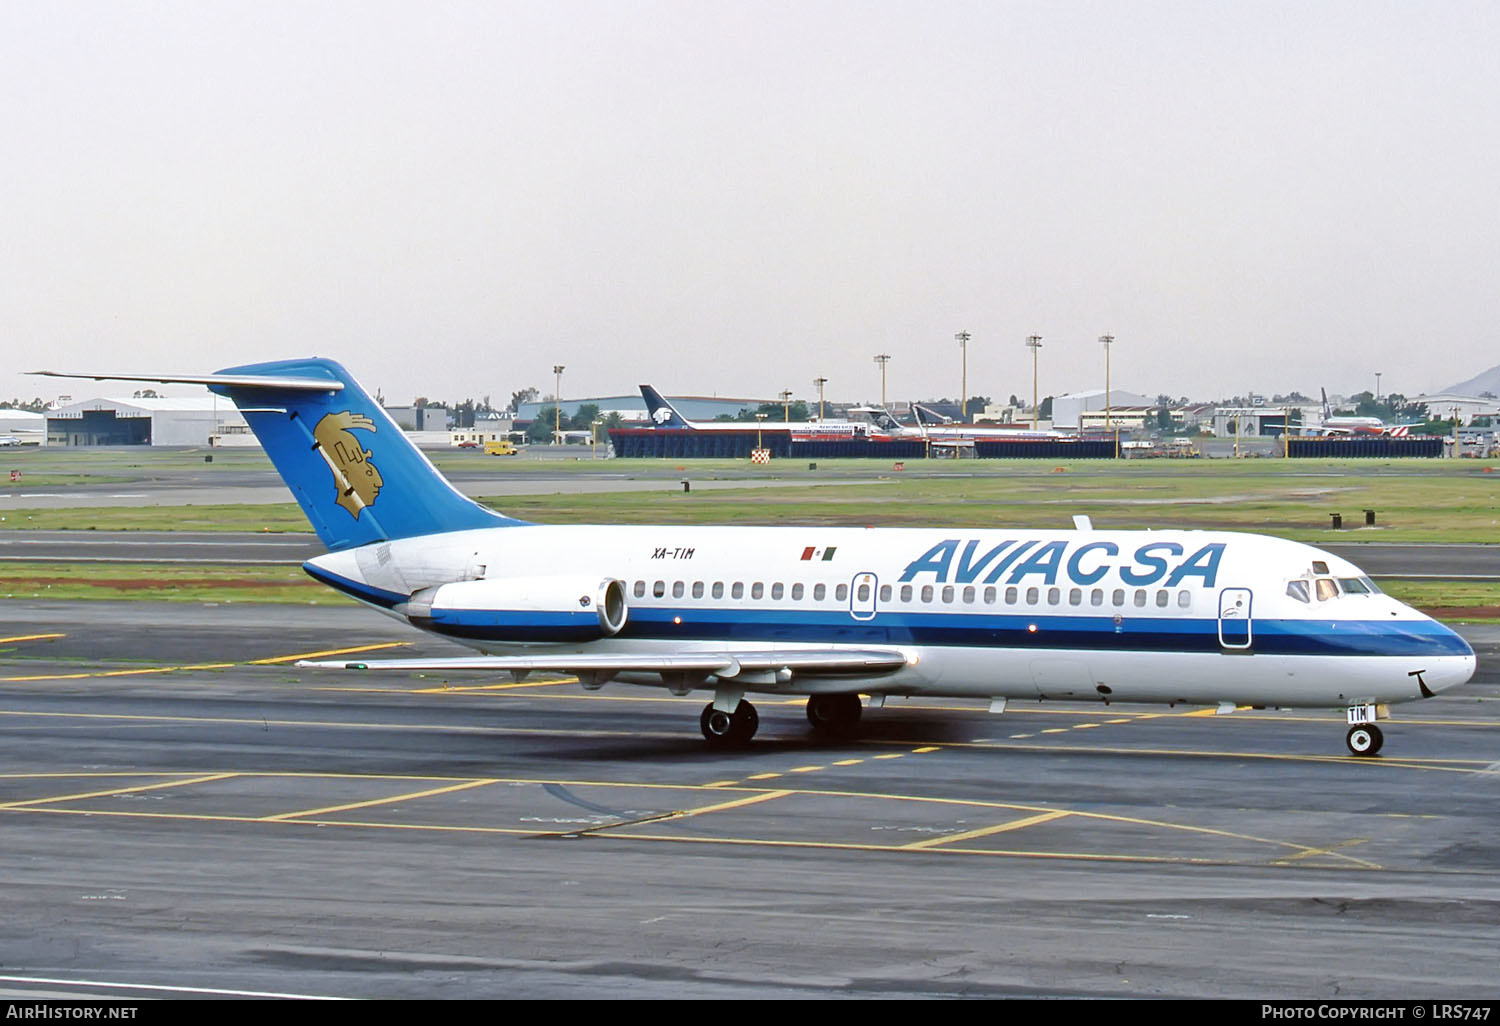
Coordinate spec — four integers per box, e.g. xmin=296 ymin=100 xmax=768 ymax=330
xmin=1345 ymin=723 xmax=1384 ymax=757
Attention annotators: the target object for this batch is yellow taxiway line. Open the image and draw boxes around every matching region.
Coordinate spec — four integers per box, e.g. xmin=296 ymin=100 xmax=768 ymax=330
xmin=0 ymin=772 xmax=237 ymax=810
xmin=902 ymin=810 xmax=1072 ymax=850
xmin=0 ymin=642 xmax=411 ymax=682
xmin=262 ymin=778 xmax=501 ymax=822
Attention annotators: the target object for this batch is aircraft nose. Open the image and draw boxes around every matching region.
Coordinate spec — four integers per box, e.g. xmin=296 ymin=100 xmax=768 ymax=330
xmin=1424 ymin=622 xmax=1476 ymax=695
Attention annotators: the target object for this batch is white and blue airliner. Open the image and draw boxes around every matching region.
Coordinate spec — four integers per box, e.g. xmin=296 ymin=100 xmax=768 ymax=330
xmin=45 ymin=358 xmax=1476 ymax=755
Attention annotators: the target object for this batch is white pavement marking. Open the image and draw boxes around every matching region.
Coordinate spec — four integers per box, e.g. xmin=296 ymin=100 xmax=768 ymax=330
xmin=0 ymin=974 xmax=347 ymax=1000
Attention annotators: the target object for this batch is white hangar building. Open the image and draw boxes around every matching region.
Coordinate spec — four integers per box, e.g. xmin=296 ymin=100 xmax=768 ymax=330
xmin=46 ymin=396 xmax=252 ymax=447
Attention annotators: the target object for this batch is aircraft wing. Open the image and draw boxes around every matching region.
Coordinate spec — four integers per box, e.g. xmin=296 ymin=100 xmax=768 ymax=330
xmin=298 ymin=647 xmax=911 ymax=681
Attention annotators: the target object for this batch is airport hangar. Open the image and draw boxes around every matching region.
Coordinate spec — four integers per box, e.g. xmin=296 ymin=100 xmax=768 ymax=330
xmin=45 ymin=396 xmax=251 ymax=447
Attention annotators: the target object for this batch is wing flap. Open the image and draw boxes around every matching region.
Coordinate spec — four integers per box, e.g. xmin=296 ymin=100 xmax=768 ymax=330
xmin=297 ymin=648 xmax=910 ymax=679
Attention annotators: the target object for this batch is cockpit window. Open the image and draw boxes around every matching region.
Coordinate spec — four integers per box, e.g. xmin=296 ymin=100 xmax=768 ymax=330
xmin=1361 ymin=576 xmax=1383 ymax=595
xmin=1338 ymin=577 xmax=1371 ymax=595
xmin=1286 ymin=580 xmax=1310 ymax=603
xmin=1312 ymin=561 xmax=1330 ymax=574
xmin=1315 ymin=578 xmax=1339 ymax=601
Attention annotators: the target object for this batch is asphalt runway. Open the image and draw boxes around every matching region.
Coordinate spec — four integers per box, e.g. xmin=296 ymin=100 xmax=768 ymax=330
xmin=0 ymin=601 xmax=1496 ymax=999
xmin=0 ymin=473 xmax=856 ymax=510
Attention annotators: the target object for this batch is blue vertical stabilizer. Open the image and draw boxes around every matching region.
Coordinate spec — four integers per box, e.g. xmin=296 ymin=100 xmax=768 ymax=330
xmin=209 ymin=358 xmax=525 ymax=549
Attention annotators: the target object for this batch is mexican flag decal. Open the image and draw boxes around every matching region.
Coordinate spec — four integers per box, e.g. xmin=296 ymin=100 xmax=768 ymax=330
xmin=800 ymin=546 xmax=838 ymax=561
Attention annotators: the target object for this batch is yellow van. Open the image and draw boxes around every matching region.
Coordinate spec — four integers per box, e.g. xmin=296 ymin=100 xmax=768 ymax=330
xmin=484 ymin=440 xmax=519 ymax=456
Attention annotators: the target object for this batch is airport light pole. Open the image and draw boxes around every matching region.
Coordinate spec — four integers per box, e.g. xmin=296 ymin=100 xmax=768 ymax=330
xmin=813 ymin=377 xmax=828 ymax=422
xmin=1375 ymin=372 xmax=1382 ymax=402
xmin=779 ymin=390 xmax=793 ymax=422
xmin=1100 ymin=334 xmax=1116 ymax=456
xmin=552 ymin=365 xmax=565 ymax=445
xmin=755 ymin=412 xmax=767 ymax=449
xmin=591 ymin=417 xmax=603 ymax=458
xmin=1026 ymin=335 xmax=1043 ymax=431
xmin=874 ymin=353 xmax=890 ymax=409
xmin=955 ymin=332 xmax=970 ymax=421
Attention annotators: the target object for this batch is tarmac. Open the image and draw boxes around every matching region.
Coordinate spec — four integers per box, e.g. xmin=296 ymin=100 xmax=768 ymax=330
xmin=0 ymin=600 xmax=1497 ymax=999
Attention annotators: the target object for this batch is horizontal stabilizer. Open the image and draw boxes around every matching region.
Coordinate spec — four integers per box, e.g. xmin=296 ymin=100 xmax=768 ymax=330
xmin=32 ymin=370 xmax=344 ymax=392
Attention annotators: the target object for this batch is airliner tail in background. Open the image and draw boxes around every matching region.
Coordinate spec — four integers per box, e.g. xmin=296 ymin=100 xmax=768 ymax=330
xmin=639 ymin=384 xmax=694 ymax=428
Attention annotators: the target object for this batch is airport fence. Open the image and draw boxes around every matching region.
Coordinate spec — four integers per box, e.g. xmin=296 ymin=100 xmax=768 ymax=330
xmin=607 ymin=429 xmax=1119 ymax=459
xmin=1286 ymin=436 xmax=1444 ymax=458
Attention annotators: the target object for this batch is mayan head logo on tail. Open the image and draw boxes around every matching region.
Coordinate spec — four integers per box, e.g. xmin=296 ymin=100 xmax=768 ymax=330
xmin=313 ymin=411 xmax=384 ymax=517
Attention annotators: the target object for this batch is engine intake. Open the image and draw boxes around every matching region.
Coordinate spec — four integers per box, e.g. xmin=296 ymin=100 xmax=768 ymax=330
xmin=402 ymin=576 xmax=628 ymax=642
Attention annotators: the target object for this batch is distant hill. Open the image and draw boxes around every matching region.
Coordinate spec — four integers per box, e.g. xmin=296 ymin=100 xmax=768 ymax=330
xmin=1446 ymin=364 xmax=1500 ymax=397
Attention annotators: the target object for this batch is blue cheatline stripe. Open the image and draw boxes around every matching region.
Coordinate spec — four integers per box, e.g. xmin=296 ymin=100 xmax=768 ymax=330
xmin=301 ymin=564 xmax=406 ymax=609
xmin=424 ymin=609 xmax=610 ymax=643
xmin=600 ymin=608 xmax=1468 ymax=657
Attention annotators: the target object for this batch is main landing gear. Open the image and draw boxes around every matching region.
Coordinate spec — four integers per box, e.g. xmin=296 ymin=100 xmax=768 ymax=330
xmin=700 ymin=700 xmax=758 ymax=747
xmin=806 ymin=693 xmax=862 ymax=738
xmin=698 ymin=693 xmax=865 ymax=746
xmin=1345 ymin=723 xmax=1384 ymax=757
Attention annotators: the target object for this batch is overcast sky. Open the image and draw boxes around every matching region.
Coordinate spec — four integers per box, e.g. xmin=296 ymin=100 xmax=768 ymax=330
xmin=3 ymin=1 xmax=1496 ymax=408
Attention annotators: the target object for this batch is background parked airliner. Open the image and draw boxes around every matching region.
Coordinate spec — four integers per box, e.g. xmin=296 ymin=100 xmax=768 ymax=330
xmin=639 ymin=385 xmax=878 ymax=437
xmin=41 ymin=359 xmax=1474 ymax=755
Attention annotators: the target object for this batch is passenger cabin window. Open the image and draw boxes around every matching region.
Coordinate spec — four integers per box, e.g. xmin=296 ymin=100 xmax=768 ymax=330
xmin=1315 ymin=578 xmax=1338 ymax=601
xmin=836 ymin=584 xmax=849 ymax=601
xmin=1068 ymin=588 xmax=1082 ymax=606
xmin=1091 ymin=588 xmax=1104 ymax=606
xmin=692 ymin=581 xmax=704 ymax=599
xmin=1025 ymin=587 xmax=1039 ymax=605
xmin=857 ymin=583 xmax=871 ymax=602
xmin=751 ymin=582 xmax=765 ymax=600
xmin=1005 ymin=586 xmax=1018 ymax=605
xmin=712 ymin=582 xmax=724 ymax=599
xmin=1112 ymin=589 xmax=1125 ymax=606
xmin=921 ymin=585 xmax=934 ymax=603
xmin=962 ymin=585 xmax=975 ymax=604
xmin=1133 ymin=590 xmax=1147 ymax=607
xmin=731 ymin=582 xmax=744 ymax=600
xmin=900 ymin=584 xmax=913 ymax=603
xmin=941 ymin=585 xmax=954 ymax=603
xmin=771 ymin=582 xmax=784 ymax=600
xmin=792 ymin=583 xmax=805 ymax=601
xmin=653 ymin=581 xmax=666 ymax=598
xmin=672 ymin=581 xmax=685 ymax=599
xmin=1046 ymin=587 xmax=1060 ymax=605
xmin=1177 ymin=590 xmax=1191 ymax=608
xmin=1286 ymin=580 xmax=1311 ymax=603
xmin=879 ymin=584 xmax=892 ymax=602
xmin=1155 ymin=590 xmax=1169 ymax=608
xmin=633 ymin=581 xmax=646 ymax=598
xmin=984 ymin=586 xmax=997 ymax=604
xmin=814 ymin=583 xmax=827 ymax=601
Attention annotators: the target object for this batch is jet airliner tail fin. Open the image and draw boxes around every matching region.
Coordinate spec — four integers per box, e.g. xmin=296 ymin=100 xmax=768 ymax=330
xmin=639 ymin=385 xmax=694 ymax=429
xmin=37 ymin=358 xmax=525 ymax=550
xmin=208 ymin=358 xmax=524 ymax=549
